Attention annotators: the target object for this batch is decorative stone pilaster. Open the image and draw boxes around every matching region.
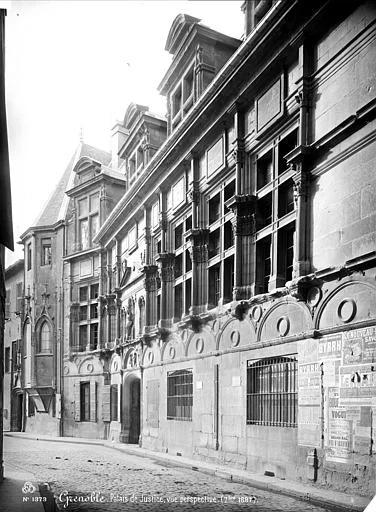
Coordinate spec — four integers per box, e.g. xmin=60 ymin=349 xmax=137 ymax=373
xmin=106 ymin=294 xmax=117 ymax=345
xmin=97 ymin=295 xmax=107 ymax=348
xmin=187 ymin=229 xmax=209 ymax=315
xmin=194 ymin=45 xmax=215 ymax=99
xmin=141 ymin=264 xmax=159 ymax=340
xmin=226 ymin=194 xmax=256 ymax=300
xmin=155 ymin=253 xmax=175 ymax=331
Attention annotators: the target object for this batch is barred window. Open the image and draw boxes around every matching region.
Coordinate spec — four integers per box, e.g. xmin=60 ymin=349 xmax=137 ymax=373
xmin=247 ymin=357 xmax=297 ymax=427
xmin=167 ymin=369 xmax=193 ymax=421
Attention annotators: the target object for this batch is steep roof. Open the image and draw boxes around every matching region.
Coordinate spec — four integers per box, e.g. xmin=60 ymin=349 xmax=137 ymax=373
xmin=32 ymin=143 xmax=111 ymax=229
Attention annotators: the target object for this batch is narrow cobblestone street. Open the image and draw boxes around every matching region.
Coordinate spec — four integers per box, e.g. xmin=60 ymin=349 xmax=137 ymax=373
xmin=3 ymin=437 xmax=342 ymax=512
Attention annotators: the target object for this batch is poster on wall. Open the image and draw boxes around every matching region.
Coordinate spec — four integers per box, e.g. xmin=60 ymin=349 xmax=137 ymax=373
xmin=342 ymin=326 xmax=376 ymax=365
xmin=298 ymin=339 xmax=321 ymax=447
xmin=325 ymin=387 xmax=352 ymax=463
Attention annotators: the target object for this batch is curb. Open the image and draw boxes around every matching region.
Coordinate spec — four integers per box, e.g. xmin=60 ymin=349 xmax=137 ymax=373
xmin=5 ymin=433 xmax=370 ymax=512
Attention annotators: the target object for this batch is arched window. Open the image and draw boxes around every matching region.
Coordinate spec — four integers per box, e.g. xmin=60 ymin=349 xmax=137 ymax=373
xmin=39 ymin=322 xmax=51 ymax=353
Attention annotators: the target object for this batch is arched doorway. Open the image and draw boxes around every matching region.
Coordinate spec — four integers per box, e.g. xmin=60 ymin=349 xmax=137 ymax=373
xmin=121 ymin=373 xmax=141 ymax=444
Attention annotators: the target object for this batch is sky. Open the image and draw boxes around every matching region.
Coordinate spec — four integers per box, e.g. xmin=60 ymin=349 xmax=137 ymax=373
xmin=3 ymin=0 xmax=243 ymax=267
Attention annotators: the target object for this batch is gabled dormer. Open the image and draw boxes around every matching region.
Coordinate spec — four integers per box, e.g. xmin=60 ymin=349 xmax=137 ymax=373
xmin=118 ymin=103 xmax=167 ymax=189
xmin=158 ymin=14 xmax=241 ymax=134
xmin=65 ymin=149 xmax=126 ymax=254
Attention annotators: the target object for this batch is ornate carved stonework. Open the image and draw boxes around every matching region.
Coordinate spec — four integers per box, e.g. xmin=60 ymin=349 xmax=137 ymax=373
xmin=106 ymin=294 xmax=117 ymax=315
xmin=187 ymin=229 xmax=209 ymax=264
xmin=159 ymin=211 xmax=168 ymax=232
xmin=156 ymin=253 xmax=175 ymax=283
xmin=188 ymin=187 xmax=200 ymax=204
xmin=142 ymin=265 xmax=159 ymax=292
xmin=226 ymin=195 xmax=257 ymax=237
xmin=292 ymin=166 xmax=309 ymax=202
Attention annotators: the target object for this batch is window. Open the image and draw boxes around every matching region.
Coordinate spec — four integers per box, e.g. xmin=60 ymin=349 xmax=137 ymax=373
xmin=16 ymin=282 xmax=23 ymax=314
xmin=80 ymin=382 xmax=90 ymax=421
xmin=79 ymin=325 xmax=88 ymax=351
xmin=247 ymin=357 xmax=297 ymax=427
xmin=4 ymin=347 xmax=10 ymax=373
xmin=39 ymin=322 xmax=51 ymax=353
xmin=90 ymin=324 xmax=98 ymax=350
xmin=77 ymin=193 xmax=100 ymax=250
xmin=79 ymin=286 xmax=88 ymax=302
xmin=41 ymin=238 xmax=52 ymax=265
xmin=254 ymin=129 xmax=297 ymax=292
xmin=170 ymin=65 xmax=195 ymax=129
xmin=167 ymin=369 xmax=193 ymax=421
xmin=110 ymin=384 xmax=118 ymax=421
xmin=90 ymin=284 xmax=99 ymax=300
xmin=172 ymin=215 xmax=193 ymax=321
xmin=77 ymin=283 xmax=99 ymax=352
xmin=209 ymin=263 xmax=221 ymax=307
xmin=27 ymin=243 xmax=32 ymax=270
xmin=206 ymin=180 xmax=235 ymax=308
xmin=5 ymin=289 xmax=10 ymax=319
xmin=174 ymin=283 xmax=183 ymax=321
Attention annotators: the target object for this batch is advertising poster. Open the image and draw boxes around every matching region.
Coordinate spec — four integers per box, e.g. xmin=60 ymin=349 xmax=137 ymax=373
xmin=298 ymin=339 xmax=321 ymax=447
xmin=326 ymin=387 xmax=352 ymax=463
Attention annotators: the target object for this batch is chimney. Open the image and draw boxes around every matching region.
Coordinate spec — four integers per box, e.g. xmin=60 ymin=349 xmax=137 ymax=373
xmin=111 ymin=122 xmax=128 ymax=169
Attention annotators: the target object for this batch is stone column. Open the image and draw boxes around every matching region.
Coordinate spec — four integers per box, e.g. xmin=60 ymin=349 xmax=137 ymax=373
xmin=288 ymin=42 xmax=311 ymax=279
xmin=227 ymin=195 xmax=256 ymax=300
xmin=142 ymin=265 xmax=159 ymax=334
xmin=292 ymin=163 xmax=310 ymax=278
xmin=188 ymin=229 xmax=209 ymax=316
xmin=156 ymin=253 xmax=175 ymax=330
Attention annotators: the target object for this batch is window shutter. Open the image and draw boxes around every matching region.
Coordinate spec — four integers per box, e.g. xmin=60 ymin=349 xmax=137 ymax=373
xmin=102 ymin=384 xmax=111 ymax=422
xmin=74 ymin=382 xmax=81 ymax=422
xmin=90 ymin=380 xmax=97 ymax=422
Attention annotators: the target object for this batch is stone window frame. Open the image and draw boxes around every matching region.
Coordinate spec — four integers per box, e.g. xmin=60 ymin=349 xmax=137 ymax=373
xmin=170 ymin=61 xmax=195 ymax=129
xmin=77 ymin=282 xmax=99 ymax=352
xmin=253 ymin=125 xmax=299 ymax=293
xmin=77 ymin=191 xmax=100 ymax=252
xmin=246 ymin=356 xmax=298 ymax=427
xmin=206 ymin=177 xmax=236 ymax=309
xmin=167 ymin=368 xmax=193 ymax=421
xmin=41 ymin=237 xmax=52 ymax=266
xmin=172 ymin=212 xmax=193 ymax=321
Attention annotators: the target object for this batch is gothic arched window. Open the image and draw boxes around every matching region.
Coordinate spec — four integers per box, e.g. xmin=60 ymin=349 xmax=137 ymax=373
xmin=39 ymin=322 xmax=51 ymax=353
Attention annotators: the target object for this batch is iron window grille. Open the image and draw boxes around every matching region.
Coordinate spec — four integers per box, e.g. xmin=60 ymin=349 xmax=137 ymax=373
xmin=247 ymin=356 xmax=297 ymax=427
xmin=167 ymin=369 xmax=193 ymax=421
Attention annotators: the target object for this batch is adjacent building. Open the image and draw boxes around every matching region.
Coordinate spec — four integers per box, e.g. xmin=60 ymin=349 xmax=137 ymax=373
xmin=3 ymin=260 xmax=23 ymax=433
xmin=7 ymin=0 xmax=376 ymax=498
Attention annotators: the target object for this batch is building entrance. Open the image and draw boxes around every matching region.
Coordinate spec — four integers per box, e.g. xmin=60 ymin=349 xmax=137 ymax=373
xmin=121 ymin=374 xmax=140 ymax=444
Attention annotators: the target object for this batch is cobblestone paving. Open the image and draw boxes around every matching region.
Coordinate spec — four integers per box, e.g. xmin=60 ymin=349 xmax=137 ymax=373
xmin=4 ymin=437 xmax=337 ymax=512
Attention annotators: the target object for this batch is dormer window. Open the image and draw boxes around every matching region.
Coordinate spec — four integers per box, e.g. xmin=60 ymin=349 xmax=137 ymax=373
xmin=78 ymin=193 xmax=99 ymax=251
xmin=171 ymin=64 xmax=195 ymax=129
xmin=137 ymin=146 xmax=144 ymax=170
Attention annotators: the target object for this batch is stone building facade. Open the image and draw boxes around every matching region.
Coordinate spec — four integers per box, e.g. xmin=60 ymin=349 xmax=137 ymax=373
xmin=96 ymin=0 xmax=376 ymax=497
xmin=12 ymin=0 xmax=376 ymax=498
xmin=3 ymin=260 xmax=24 ymax=433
